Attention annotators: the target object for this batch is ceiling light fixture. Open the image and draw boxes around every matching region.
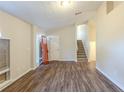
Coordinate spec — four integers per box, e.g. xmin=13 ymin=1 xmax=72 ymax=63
xmin=0 ymin=32 xmax=2 ymax=38
xmin=60 ymin=0 xmax=72 ymax=7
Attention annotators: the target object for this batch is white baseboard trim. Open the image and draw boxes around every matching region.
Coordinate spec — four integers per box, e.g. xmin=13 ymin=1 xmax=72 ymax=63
xmin=32 ymin=65 xmax=39 ymax=70
xmin=0 ymin=68 xmax=32 ymax=91
xmin=49 ymin=60 xmax=76 ymax=62
xmin=31 ymin=67 xmax=37 ymax=70
xmin=88 ymin=60 xmax=96 ymax=62
xmin=96 ymin=66 xmax=124 ymax=91
xmin=59 ymin=60 xmax=76 ymax=62
xmin=88 ymin=58 xmax=96 ymax=62
xmin=0 ymin=80 xmax=11 ymax=91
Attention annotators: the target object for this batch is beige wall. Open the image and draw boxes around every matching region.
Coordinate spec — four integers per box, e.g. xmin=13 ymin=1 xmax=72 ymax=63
xmin=32 ymin=25 xmax=46 ymax=69
xmin=96 ymin=2 xmax=124 ymax=90
xmin=0 ymin=10 xmax=45 ymax=89
xmin=88 ymin=19 xmax=96 ymax=41
xmin=88 ymin=19 xmax=96 ymax=62
xmin=0 ymin=10 xmax=32 ymax=81
xmin=47 ymin=25 xmax=77 ymax=61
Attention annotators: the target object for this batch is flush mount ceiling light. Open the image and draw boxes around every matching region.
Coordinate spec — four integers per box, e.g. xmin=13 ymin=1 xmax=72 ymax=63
xmin=0 ymin=32 xmax=2 ymax=37
xmin=60 ymin=0 xmax=72 ymax=7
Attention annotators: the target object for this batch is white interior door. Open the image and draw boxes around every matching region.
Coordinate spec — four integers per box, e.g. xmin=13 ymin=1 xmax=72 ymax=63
xmin=48 ymin=36 xmax=60 ymax=61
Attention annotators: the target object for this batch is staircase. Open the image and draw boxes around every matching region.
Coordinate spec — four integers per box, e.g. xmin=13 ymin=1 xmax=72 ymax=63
xmin=77 ymin=40 xmax=88 ymax=62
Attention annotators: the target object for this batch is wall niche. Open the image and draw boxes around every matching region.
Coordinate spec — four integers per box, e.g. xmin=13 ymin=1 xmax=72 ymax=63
xmin=0 ymin=39 xmax=10 ymax=84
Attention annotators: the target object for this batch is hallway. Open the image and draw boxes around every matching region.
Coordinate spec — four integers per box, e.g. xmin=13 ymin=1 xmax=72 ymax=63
xmin=3 ymin=61 xmax=121 ymax=92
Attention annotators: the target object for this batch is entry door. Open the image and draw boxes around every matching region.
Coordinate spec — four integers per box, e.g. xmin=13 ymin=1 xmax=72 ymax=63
xmin=48 ymin=36 xmax=60 ymax=61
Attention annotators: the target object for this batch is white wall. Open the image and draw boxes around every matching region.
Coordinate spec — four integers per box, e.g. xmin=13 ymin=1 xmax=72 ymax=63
xmin=32 ymin=25 xmax=46 ymax=69
xmin=0 ymin=10 xmax=32 ymax=83
xmin=77 ymin=25 xmax=86 ymax=40
xmin=47 ymin=25 xmax=77 ymax=61
xmin=0 ymin=10 xmax=45 ymax=90
xmin=88 ymin=19 xmax=96 ymax=62
xmin=96 ymin=2 xmax=124 ymax=90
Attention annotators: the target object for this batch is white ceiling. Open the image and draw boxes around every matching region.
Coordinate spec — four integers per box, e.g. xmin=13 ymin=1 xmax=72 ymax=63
xmin=0 ymin=1 xmax=102 ymax=31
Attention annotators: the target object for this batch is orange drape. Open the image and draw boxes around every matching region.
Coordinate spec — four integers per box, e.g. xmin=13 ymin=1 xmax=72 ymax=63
xmin=41 ymin=36 xmax=49 ymax=64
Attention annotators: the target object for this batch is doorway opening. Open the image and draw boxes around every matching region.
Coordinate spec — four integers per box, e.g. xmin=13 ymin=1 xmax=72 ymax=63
xmin=76 ymin=24 xmax=89 ymax=62
xmin=36 ymin=34 xmax=49 ymax=67
xmin=76 ymin=19 xmax=96 ymax=62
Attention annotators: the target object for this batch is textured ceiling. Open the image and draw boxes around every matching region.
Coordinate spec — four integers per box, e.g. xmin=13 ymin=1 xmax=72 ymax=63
xmin=0 ymin=1 xmax=102 ymax=31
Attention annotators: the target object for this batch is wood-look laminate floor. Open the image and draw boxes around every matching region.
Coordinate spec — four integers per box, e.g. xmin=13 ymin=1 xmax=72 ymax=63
xmin=3 ymin=61 xmax=122 ymax=92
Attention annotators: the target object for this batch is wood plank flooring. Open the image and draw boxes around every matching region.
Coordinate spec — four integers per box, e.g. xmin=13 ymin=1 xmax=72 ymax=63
xmin=2 ymin=61 xmax=122 ymax=92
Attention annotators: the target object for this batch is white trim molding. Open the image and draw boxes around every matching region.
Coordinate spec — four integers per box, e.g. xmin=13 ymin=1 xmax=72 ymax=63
xmin=96 ymin=66 xmax=124 ymax=91
xmin=0 ymin=68 xmax=32 ymax=91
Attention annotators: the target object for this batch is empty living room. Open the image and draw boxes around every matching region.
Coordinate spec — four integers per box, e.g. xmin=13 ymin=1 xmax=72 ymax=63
xmin=0 ymin=0 xmax=124 ymax=92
